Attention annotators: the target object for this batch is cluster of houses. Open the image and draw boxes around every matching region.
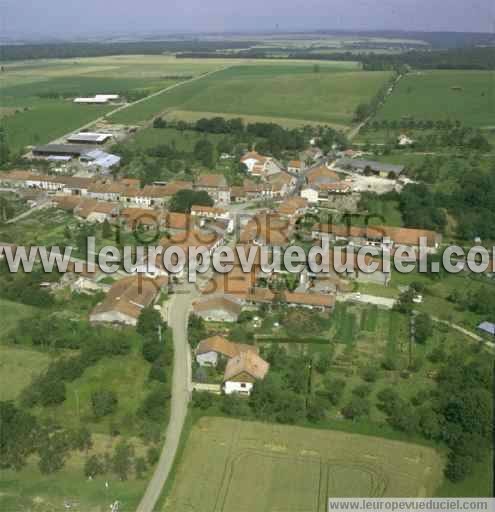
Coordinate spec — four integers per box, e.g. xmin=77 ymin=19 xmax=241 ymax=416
xmin=2 ymin=146 xmax=445 ymax=398
xmin=0 ymin=168 xmax=297 ymax=208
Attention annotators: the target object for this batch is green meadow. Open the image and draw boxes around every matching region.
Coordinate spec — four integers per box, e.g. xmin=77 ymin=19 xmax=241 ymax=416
xmin=376 ymin=70 xmax=495 ymax=127
xmin=0 ymin=55 xmax=223 ymax=152
xmin=111 ymin=62 xmax=391 ymax=127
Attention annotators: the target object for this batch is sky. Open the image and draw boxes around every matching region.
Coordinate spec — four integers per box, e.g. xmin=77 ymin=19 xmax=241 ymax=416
xmin=1 ymin=0 xmax=493 ymax=40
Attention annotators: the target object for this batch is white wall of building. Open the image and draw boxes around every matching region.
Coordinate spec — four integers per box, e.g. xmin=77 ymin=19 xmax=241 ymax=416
xmin=224 ymin=380 xmax=253 ymax=395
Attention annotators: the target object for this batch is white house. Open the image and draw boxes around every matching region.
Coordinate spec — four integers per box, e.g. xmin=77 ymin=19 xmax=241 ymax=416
xmin=301 ymin=186 xmax=319 ymax=204
xmin=223 ymin=351 xmax=270 ymax=396
xmin=240 ymin=151 xmax=283 ymax=178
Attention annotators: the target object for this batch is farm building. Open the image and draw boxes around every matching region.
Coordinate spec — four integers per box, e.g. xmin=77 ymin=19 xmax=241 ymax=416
xmin=336 ymin=157 xmax=405 ymax=178
xmin=74 ymin=97 xmax=109 ymax=104
xmin=67 ymin=132 xmax=113 ymax=144
xmin=73 ymin=94 xmax=119 ymax=104
xmin=32 ymin=144 xmax=93 ymax=158
xmin=90 ymin=276 xmax=167 ymax=326
xmin=80 ymin=149 xmax=121 ymax=170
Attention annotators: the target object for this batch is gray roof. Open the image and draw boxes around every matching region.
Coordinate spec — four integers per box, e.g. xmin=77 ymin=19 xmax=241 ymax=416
xmin=92 ymin=154 xmax=120 ymax=169
xmin=336 ymin=157 xmax=404 ymax=175
xmin=33 ymin=144 xmax=93 ymax=156
xmin=478 ymin=322 xmax=495 ymax=335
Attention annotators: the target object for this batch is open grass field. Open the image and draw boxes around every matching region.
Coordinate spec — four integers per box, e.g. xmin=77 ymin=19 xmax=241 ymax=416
xmin=0 ymin=55 xmax=224 ymax=152
xmin=38 ymin=347 xmax=156 ymax=436
xmin=0 ymin=433 xmax=150 ymax=512
xmin=0 ymin=345 xmax=50 ymax=401
xmin=0 ymin=338 xmax=165 ymax=511
xmin=0 ymin=298 xmax=36 ymax=342
xmin=164 ymin=109 xmax=332 ymax=128
xmin=163 ymin=417 xmax=444 ymax=512
xmin=110 ymin=62 xmax=390 ymax=128
xmin=128 ymin=126 xmax=227 ymax=152
xmin=376 ymin=70 xmax=495 ymax=127
xmin=0 ymin=97 xmax=113 ymax=153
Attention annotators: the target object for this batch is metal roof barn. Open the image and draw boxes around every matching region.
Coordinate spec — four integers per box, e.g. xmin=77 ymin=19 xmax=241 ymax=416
xmin=73 ymin=97 xmax=109 ymax=104
xmin=67 ymin=132 xmax=113 ymax=144
xmin=33 ymin=144 xmax=93 ymax=157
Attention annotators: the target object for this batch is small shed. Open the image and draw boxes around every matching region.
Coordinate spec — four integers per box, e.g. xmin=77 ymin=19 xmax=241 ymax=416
xmin=478 ymin=322 xmax=495 ymax=337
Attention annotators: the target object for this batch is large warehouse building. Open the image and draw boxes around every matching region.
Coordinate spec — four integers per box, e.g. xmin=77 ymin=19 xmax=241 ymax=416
xmin=67 ymin=132 xmax=113 ymax=144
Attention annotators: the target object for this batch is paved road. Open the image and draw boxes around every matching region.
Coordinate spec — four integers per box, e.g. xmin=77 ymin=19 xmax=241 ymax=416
xmin=136 ymin=283 xmax=198 ymax=512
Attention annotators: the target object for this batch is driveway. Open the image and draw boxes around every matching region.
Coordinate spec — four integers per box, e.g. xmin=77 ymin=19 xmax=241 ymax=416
xmin=136 ymin=282 xmax=199 ymax=512
xmin=337 ymin=292 xmax=396 ymax=309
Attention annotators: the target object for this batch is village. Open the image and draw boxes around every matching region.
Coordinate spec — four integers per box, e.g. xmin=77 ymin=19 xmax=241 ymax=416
xmin=1 ymin=26 xmax=494 ymax=511
xmin=0 ymin=132 xmax=449 ymax=397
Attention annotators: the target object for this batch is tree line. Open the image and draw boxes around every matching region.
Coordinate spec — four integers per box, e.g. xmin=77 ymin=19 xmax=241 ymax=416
xmin=177 ymin=47 xmax=495 ymax=71
xmin=0 ymin=41 xmax=255 ymax=61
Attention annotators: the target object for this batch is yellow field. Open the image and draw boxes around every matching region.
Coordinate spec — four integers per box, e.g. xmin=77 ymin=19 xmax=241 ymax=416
xmin=163 ymin=417 xmax=444 ymax=512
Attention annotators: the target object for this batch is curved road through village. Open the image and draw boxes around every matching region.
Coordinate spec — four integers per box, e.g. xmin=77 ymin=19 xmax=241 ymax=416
xmin=136 ymin=283 xmax=198 ymax=512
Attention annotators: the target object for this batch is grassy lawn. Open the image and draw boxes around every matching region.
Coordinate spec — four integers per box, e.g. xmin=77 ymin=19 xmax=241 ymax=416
xmin=0 ymin=345 xmax=51 ymax=400
xmin=376 ymin=70 xmax=495 ymax=128
xmin=162 ymin=416 xmax=443 ymax=511
xmin=435 ymin=457 xmax=494 ymax=498
xmin=0 ymin=332 xmax=169 ymax=511
xmin=128 ymin=126 xmax=227 ymax=152
xmin=0 ymin=298 xmax=36 ymax=342
xmin=103 ymin=79 xmax=184 ymax=125
xmin=0 ymin=433 xmax=151 ymax=512
xmin=356 ymin=198 xmax=403 ymax=227
xmin=112 ymin=63 xmax=391 ymax=128
xmin=38 ymin=346 xmax=159 ymax=436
